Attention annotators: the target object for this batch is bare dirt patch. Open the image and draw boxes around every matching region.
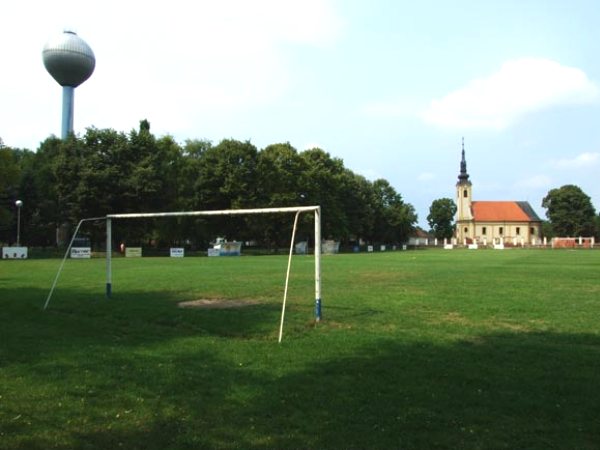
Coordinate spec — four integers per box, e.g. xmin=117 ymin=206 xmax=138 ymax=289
xmin=178 ymin=299 xmax=261 ymax=309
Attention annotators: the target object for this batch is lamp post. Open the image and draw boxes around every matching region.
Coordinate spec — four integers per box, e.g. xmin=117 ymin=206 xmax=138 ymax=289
xmin=15 ymin=200 xmax=23 ymax=246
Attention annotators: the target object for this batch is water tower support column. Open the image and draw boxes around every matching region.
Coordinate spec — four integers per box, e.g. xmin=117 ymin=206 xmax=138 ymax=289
xmin=61 ymin=86 xmax=75 ymax=139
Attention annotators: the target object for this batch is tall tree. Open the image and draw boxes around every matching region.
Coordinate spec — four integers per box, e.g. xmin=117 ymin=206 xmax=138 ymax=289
xmin=427 ymin=198 xmax=457 ymax=239
xmin=299 ymin=148 xmax=349 ymax=239
xmin=542 ymin=185 xmax=596 ymax=236
xmin=254 ymin=142 xmax=307 ymax=247
xmin=370 ymin=179 xmax=417 ymax=244
xmin=194 ymin=139 xmax=259 ymax=241
xmin=0 ymin=145 xmax=21 ymax=243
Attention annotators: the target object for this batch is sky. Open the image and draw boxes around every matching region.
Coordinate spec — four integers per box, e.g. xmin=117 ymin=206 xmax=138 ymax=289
xmin=2 ymin=0 xmax=600 ymax=228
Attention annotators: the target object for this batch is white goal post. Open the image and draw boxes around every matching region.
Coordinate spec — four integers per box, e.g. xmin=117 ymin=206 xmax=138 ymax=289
xmin=105 ymin=206 xmax=323 ymax=338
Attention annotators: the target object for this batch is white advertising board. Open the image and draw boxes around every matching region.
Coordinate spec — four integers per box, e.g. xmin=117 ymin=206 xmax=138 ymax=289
xmin=2 ymin=247 xmax=28 ymax=259
xmin=125 ymin=247 xmax=142 ymax=257
xmin=70 ymin=247 xmax=91 ymax=258
xmin=207 ymin=248 xmax=220 ymax=257
xmin=170 ymin=247 xmax=185 ymax=257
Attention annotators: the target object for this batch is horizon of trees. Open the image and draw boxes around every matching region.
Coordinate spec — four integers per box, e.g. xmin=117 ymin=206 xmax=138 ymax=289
xmin=0 ymin=121 xmax=418 ymax=249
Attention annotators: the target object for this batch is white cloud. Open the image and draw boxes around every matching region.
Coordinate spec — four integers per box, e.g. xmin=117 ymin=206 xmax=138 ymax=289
xmin=421 ymin=58 xmax=599 ymax=130
xmin=514 ymin=174 xmax=552 ymax=189
xmin=550 ymin=152 xmax=600 ymax=169
xmin=0 ymin=0 xmax=344 ymax=149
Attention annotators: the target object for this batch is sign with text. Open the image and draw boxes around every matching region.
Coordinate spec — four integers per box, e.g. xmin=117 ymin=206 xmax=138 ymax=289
xmin=170 ymin=247 xmax=185 ymax=257
xmin=2 ymin=247 xmax=28 ymax=259
xmin=70 ymin=247 xmax=91 ymax=258
xmin=125 ymin=247 xmax=142 ymax=257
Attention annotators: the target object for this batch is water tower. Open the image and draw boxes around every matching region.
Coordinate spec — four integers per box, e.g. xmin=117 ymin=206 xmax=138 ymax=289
xmin=43 ymin=31 xmax=95 ymax=139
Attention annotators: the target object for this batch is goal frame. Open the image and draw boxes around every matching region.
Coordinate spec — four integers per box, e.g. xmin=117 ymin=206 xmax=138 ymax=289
xmin=105 ymin=205 xmax=322 ymax=323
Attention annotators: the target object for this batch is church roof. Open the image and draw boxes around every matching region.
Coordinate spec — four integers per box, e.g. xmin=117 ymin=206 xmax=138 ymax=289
xmin=472 ymin=201 xmax=542 ymax=222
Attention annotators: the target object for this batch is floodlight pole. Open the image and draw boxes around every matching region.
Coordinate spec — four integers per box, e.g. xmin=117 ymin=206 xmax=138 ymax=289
xmin=315 ymin=206 xmax=322 ymax=321
xmin=106 ymin=218 xmax=112 ymax=298
xmin=15 ymin=200 xmax=23 ymax=246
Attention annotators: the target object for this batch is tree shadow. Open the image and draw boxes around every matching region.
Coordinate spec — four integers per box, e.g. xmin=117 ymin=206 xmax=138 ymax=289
xmin=5 ymin=329 xmax=599 ymax=449
xmin=245 ymin=333 xmax=600 ymax=449
xmin=0 ymin=285 xmax=289 ymax=369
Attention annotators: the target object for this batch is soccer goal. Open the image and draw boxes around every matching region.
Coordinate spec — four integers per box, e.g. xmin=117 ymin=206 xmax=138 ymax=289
xmin=45 ymin=205 xmax=322 ymax=343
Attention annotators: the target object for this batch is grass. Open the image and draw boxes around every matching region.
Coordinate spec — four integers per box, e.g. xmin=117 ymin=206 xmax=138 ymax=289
xmin=1 ymin=249 xmax=600 ymax=449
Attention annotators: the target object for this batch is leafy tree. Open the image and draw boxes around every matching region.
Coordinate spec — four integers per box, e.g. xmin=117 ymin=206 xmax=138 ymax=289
xmin=194 ymin=139 xmax=259 ymax=241
xmin=542 ymin=185 xmax=596 ymax=236
xmin=0 ymin=146 xmax=21 ymax=243
xmin=427 ymin=198 xmax=457 ymax=239
xmin=370 ymin=179 xmax=417 ymax=244
xmin=254 ymin=142 xmax=307 ymax=247
xmin=7 ymin=123 xmax=419 ymax=251
xmin=336 ymin=171 xmax=376 ymax=244
xmin=541 ymin=221 xmax=554 ymax=240
xmin=299 ymin=148 xmax=349 ymax=239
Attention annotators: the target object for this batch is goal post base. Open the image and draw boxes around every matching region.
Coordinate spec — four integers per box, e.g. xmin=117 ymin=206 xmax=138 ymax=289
xmin=106 ymin=283 xmax=112 ymax=298
xmin=315 ymin=298 xmax=322 ymax=321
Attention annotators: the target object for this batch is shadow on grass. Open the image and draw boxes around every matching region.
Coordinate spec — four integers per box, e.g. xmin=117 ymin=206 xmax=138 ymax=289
xmin=3 ymin=318 xmax=600 ymax=449
xmin=0 ymin=285 xmax=289 ymax=369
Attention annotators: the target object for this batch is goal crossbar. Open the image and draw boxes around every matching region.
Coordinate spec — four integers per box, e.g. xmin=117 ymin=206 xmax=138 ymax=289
xmin=106 ymin=205 xmax=321 ymax=219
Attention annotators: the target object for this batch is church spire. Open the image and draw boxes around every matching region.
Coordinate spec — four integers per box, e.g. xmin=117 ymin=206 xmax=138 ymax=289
xmin=458 ymin=137 xmax=470 ymax=183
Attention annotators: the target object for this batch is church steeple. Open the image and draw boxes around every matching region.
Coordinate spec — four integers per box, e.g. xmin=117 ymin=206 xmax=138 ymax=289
xmin=456 ymin=137 xmax=473 ymax=225
xmin=458 ymin=137 xmax=470 ymax=183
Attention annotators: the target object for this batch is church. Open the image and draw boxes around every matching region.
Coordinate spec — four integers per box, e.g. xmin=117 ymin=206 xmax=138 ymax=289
xmin=455 ymin=142 xmax=543 ymax=245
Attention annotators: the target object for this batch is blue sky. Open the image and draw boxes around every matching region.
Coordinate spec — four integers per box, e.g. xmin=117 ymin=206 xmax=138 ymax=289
xmin=2 ymin=0 xmax=600 ymax=227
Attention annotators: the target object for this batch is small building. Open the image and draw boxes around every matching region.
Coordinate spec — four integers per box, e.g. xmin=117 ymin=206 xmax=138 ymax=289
xmin=455 ymin=141 xmax=542 ymax=245
xmin=408 ymin=228 xmax=433 ymax=246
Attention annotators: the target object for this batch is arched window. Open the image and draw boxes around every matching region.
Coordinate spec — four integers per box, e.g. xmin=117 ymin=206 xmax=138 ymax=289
xmin=463 ymin=189 xmax=468 ymax=198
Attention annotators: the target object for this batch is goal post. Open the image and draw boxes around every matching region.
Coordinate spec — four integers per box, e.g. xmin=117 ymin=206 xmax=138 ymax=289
xmin=105 ymin=205 xmax=323 ymax=323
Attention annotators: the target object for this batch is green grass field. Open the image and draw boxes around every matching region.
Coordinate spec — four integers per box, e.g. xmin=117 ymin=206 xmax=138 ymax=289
xmin=1 ymin=249 xmax=600 ymax=449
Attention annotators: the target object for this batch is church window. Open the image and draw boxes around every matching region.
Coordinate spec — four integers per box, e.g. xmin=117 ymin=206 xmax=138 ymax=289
xmin=530 ymin=227 xmax=535 ymax=235
xmin=464 ymin=227 xmax=468 ymax=234
xmin=482 ymin=227 xmax=487 ymax=235
xmin=516 ymin=227 xmax=521 ymax=235
xmin=463 ymin=189 xmax=468 ymax=198
xmin=499 ymin=227 xmax=503 ymax=235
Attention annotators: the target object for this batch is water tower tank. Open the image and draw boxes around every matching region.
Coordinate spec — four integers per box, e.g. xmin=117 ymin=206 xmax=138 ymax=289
xmin=42 ymin=31 xmax=95 ymax=138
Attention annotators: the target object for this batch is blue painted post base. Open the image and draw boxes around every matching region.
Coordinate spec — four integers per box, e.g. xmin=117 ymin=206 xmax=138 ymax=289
xmin=106 ymin=283 xmax=112 ymax=298
xmin=315 ymin=298 xmax=322 ymax=322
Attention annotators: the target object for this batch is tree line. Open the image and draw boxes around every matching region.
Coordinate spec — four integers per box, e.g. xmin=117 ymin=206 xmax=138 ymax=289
xmin=0 ymin=121 xmax=417 ymax=250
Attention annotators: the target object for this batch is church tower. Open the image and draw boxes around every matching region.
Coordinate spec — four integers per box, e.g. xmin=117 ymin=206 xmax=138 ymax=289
xmin=456 ymin=138 xmax=473 ymax=241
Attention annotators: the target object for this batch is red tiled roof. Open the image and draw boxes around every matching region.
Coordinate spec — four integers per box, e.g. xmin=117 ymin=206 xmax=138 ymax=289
xmin=472 ymin=201 xmax=531 ymax=222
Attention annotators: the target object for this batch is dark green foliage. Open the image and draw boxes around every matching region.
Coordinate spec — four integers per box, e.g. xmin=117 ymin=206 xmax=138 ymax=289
xmin=1 ymin=127 xmax=417 ymax=248
xmin=369 ymin=179 xmax=417 ymax=244
xmin=542 ymin=185 xmax=596 ymax=236
xmin=427 ymin=197 xmax=457 ymax=239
